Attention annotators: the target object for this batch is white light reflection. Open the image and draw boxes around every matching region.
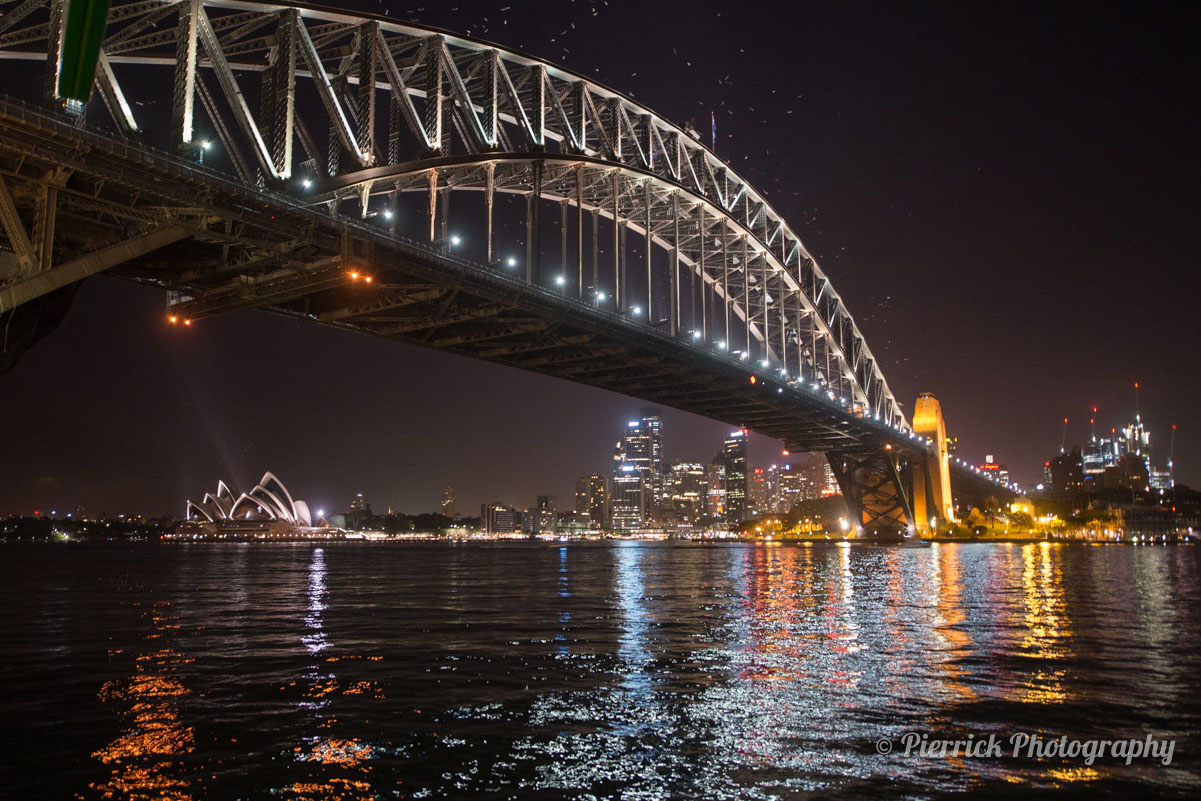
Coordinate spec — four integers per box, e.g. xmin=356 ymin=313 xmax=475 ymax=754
xmin=302 ymin=547 xmax=329 ymax=656
xmin=555 ymin=546 xmax=571 ymax=655
xmin=615 ymin=542 xmax=652 ymax=696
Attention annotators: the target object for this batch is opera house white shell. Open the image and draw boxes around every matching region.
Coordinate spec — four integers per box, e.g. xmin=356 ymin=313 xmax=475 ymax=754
xmin=186 ymin=472 xmax=314 ymax=527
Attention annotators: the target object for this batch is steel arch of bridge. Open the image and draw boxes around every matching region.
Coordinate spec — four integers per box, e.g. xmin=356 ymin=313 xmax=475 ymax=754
xmin=0 ymin=0 xmax=907 ymax=429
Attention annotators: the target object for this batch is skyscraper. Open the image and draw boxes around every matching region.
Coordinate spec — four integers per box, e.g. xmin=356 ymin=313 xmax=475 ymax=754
xmin=772 ymin=464 xmax=805 ymax=513
xmin=705 ymin=462 xmax=727 ymax=520
xmin=748 ymin=467 xmax=768 ymax=518
xmin=440 ymin=486 xmax=456 ymax=517
xmin=640 ymin=407 xmax=665 ymax=514
xmin=575 ymin=473 xmax=609 ymax=529
xmin=535 ymin=495 xmax=557 ymax=535
xmin=716 ymin=430 xmax=748 ymax=526
xmin=610 ymin=464 xmax=644 ymax=532
xmin=612 ymin=408 xmax=664 ymax=524
xmin=665 ymin=462 xmax=707 ymax=525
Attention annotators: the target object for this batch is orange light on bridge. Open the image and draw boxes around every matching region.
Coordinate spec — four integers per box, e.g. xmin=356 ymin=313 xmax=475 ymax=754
xmin=364 ymin=275 xmax=373 ymax=283
xmin=884 ymin=443 xmax=892 ymax=450
xmin=183 ymin=319 xmax=193 ymax=326
xmin=349 ymin=271 xmax=360 ymax=280
xmin=749 ymin=376 xmax=757 ymax=385
xmin=168 ymin=315 xmax=178 ymax=324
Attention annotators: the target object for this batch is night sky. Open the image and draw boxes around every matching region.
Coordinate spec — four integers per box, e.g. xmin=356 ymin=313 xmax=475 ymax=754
xmin=2 ymin=0 xmax=1198 ymax=517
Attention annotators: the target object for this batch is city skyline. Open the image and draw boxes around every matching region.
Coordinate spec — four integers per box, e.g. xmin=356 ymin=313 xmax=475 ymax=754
xmin=0 ymin=0 xmax=1197 ymax=515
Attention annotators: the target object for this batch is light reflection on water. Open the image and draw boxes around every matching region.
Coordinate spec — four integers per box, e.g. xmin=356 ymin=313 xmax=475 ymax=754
xmin=0 ymin=542 xmax=1197 ymax=799
xmin=89 ymin=601 xmax=196 ymax=801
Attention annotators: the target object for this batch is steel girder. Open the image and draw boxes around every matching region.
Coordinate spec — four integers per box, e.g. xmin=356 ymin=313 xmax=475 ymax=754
xmin=310 ymin=153 xmax=890 ymax=419
xmin=0 ymin=90 xmax=945 ymax=458
xmin=0 ymin=0 xmax=907 ymax=429
xmin=827 ymin=449 xmax=917 ymax=538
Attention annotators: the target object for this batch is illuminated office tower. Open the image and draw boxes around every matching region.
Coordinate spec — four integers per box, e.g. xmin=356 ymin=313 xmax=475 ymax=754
xmin=771 ymin=464 xmax=805 ymax=513
xmin=575 ymin=473 xmax=610 ymax=528
xmin=610 ymin=465 xmax=645 ymax=532
xmin=613 ymin=408 xmax=664 ymax=522
xmin=665 ymin=462 xmax=707 ymax=525
xmin=716 ymin=430 xmax=748 ymax=525
xmin=705 ymin=463 xmax=727 ymax=520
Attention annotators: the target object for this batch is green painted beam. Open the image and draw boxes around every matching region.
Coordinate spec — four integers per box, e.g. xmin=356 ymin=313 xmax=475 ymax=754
xmin=56 ymin=0 xmax=111 ymax=102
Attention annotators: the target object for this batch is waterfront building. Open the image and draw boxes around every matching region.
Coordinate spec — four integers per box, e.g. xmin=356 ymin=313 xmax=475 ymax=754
xmin=640 ymin=408 xmax=665 ymax=512
xmin=1100 ymin=454 xmax=1149 ymax=493
xmin=705 ymin=463 xmax=726 ymax=520
xmin=1048 ymin=447 xmax=1085 ymax=494
xmin=535 ymin=495 xmax=557 ymax=535
xmin=793 ymin=456 xmax=839 ymax=500
xmin=1149 ymin=468 xmax=1172 ymax=492
xmin=185 ymin=472 xmax=315 ymax=530
xmin=748 ymin=467 xmax=768 ymax=518
xmin=771 ymin=463 xmax=806 ymax=513
xmin=611 ymin=465 xmax=645 ymax=532
xmin=574 ymin=473 xmax=609 ymax=529
xmin=481 ymin=502 xmax=522 ymax=535
xmin=715 ymin=430 xmax=748 ymax=525
xmin=664 ymin=462 xmax=707 ymax=525
xmin=441 ymin=486 xmax=456 ymax=517
xmin=611 ymin=408 xmax=664 ymax=522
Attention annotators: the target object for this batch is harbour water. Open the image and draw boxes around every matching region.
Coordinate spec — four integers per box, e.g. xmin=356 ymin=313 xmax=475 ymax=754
xmin=0 ymin=542 xmax=1197 ymax=799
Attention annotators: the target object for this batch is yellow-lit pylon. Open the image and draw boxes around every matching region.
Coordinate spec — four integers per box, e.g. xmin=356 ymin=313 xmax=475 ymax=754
xmin=912 ymin=393 xmax=956 ymax=532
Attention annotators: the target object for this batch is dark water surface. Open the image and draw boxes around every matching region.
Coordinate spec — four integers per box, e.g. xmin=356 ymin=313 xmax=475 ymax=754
xmin=0 ymin=542 xmax=1197 ymax=799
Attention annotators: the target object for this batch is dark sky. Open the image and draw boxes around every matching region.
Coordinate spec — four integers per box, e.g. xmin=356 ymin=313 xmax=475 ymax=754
xmin=2 ymin=0 xmax=1199 ymax=516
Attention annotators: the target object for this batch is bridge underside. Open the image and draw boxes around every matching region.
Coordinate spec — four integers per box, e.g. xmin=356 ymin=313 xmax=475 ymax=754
xmin=0 ymin=93 xmax=1018 ymax=534
xmin=0 ymin=95 xmax=903 ymax=454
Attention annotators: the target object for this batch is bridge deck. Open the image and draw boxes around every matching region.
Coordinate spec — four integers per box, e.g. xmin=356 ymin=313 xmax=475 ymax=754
xmin=0 ymin=94 xmax=909 ymax=454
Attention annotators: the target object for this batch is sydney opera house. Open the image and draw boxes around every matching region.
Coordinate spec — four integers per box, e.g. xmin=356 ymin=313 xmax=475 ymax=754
xmin=185 ymin=471 xmax=319 ymax=532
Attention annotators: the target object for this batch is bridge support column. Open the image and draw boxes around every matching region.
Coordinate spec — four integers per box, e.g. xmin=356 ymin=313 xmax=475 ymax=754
xmin=911 ymin=393 xmax=955 ymax=532
xmin=828 ymin=449 xmax=916 ymax=539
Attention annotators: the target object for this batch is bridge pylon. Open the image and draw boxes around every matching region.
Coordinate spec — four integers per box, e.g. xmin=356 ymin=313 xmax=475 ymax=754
xmin=827 ymin=393 xmax=957 ymax=539
xmin=827 ymin=448 xmax=917 ymax=539
xmin=910 ymin=392 xmax=956 ymax=533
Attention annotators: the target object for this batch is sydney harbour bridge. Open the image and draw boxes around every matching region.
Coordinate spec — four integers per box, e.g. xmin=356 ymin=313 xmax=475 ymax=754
xmin=0 ymin=0 xmax=1014 ymax=536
